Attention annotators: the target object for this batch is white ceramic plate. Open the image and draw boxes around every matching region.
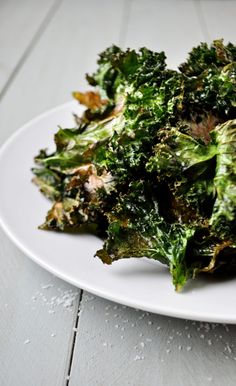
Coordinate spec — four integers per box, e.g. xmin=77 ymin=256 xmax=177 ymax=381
xmin=0 ymin=101 xmax=236 ymax=324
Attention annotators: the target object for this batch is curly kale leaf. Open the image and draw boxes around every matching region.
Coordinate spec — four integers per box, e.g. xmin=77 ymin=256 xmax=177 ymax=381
xmin=32 ymin=167 xmax=62 ymax=200
xmin=96 ymin=181 xmax=197 ymax=290
xmin=146 ymin=127 xmax=218 ymax=223
xmin=33 ymin=40 xmax=236 ymax=290
xmin=35 ymin=114 xmax=125 ymax=172
xmin=146 ymin=127 xmax=217 ymax=176
xmin=87 ymin=45 xmax=166 ymax=100
xmin=38 ymin=163 xmax=116 ymax=232
xmin=179 ymin=39 xmax=236 ymax=76
xmin=94 ymin=72 xmax=184 ymax=184
xmin=181 ymin=62 xmax=236 ymax=122
xmin=210 ymin=120 xmax=236 ymax=238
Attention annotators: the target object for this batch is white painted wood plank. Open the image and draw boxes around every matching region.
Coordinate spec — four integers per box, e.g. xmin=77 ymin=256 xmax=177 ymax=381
xmin=0 ymin=0 xmax=125 ymax=146
xmin=0 ymin=228 xmax=80 ymax=386
xmin=199 ymin=0 xmax=236 ymax=43
xmin=0 ymin=2 xmax=83 ymax=384
xmin=2 ymin=0 xmax=236 ymax=385
xmin=0 ymin=0 xmax=56 ymax=93
xmin=70 ymin=294 xmax=236 ymax=386
xmin=69 ymin=2 xmax=236 ymax=386
xmin=0 ymin=0 xmax=125 ymax=385
xmin=124 ymin=0 xmax=205 ymax=68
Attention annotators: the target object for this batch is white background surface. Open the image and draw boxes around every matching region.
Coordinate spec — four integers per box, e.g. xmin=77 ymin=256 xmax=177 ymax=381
xmin=1 ymin=1 xmax=236 ymax=385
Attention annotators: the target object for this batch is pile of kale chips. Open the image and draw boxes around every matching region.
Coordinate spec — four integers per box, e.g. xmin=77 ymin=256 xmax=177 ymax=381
xmin=33 ymin=40 xmax=236 ymax=290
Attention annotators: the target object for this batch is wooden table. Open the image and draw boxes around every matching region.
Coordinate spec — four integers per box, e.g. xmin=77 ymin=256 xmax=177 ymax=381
xmin=1 ymin=1 xmax=236 ymax=385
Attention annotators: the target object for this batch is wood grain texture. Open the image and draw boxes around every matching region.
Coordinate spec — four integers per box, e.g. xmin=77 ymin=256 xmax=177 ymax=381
xmin=0 ymin=1 xmax=81 ymax=386
xmin=1 ymin=1 xmax=236 ymax=385
xmin=0 ymin=0 xmax=125 ymax=146
xmin=0 ymin=1 xmax=125 ymax=385
xmin=0 ymin=0 xmax=57 ymax=94
xmin=70 ymin=294 xmax=236 ymax=386
xmin=124 ymin=0 xmax=205 ymax=68
xmin=0 ymin=228 xmax=80 ymax=386
xmin=68 ymin=2 xmax=236 ymax=385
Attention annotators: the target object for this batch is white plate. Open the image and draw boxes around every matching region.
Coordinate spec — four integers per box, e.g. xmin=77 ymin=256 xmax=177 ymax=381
xmin=0 ymin=101 xmax=236 ymax=324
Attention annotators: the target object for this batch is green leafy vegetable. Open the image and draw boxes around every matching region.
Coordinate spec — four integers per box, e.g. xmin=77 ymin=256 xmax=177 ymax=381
xmin=33 ymin=40 xmax=236 ymax=290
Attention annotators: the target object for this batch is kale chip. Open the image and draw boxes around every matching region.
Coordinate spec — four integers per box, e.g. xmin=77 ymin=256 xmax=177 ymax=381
xmin=33 ymin=40 xmax=236 ymax=290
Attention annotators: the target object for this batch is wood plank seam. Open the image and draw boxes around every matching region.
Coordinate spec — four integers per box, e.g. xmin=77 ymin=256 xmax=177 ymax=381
xmin=119 ymin=0 xmax=133 ymax=48
xmin=194 ymin=0 xmax=211 ymax=41
xmin=66 ymin=1 xmax=131 ymax=381
xmin=0 ymin=0 xmax=64 ymax=103
xmin=66 ymin=290 xmax=84 ymax=385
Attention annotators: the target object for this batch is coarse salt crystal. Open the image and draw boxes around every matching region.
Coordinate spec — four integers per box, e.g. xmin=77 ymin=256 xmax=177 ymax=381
xmin=224 ymin=324 xmax=229 ymax=332
xmin=226 ymin=344 xmax=232 ymax=354
xmin=41 ymin=284 xmax=53 ymax=289
xmin=134 ymin=355 xmax=144 ymax=361
xmin=63 ymin=299 xmax=73 ymax=308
